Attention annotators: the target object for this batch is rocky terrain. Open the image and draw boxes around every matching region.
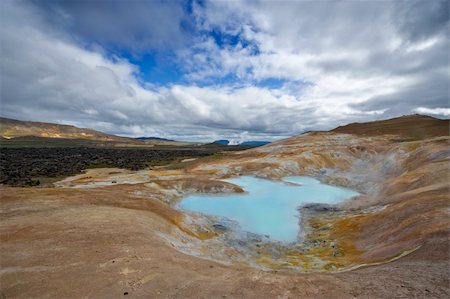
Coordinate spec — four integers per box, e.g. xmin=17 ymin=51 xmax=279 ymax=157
xmin=0 ymin=118 xmax=255 ymax=186
xmin=0 ymin=147 xmax=215 ymax=186
xmin=1 ymin=115 xmax=449 ymax=298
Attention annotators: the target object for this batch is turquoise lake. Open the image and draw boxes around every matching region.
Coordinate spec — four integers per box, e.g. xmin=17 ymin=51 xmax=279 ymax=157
xmin=179 ymin=176 xmax=359 ymax=242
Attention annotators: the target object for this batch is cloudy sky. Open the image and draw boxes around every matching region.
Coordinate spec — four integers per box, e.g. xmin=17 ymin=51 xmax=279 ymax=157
xmin=1 ymin=0 xmax=448 ymax=142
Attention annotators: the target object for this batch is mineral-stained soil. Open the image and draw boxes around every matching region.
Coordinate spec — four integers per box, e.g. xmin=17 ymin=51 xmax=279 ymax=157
xmin=1 ymin=115 xmax=449 ymax=298
xmin=0 ymin=185 xmax=448 ymax=298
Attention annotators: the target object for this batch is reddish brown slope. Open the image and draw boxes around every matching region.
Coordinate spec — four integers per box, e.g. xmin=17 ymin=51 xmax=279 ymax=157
xmin=0 ymin=117 xmax=134 ymax=142
xmin=332 ymin=114 xmax=449 ymax=139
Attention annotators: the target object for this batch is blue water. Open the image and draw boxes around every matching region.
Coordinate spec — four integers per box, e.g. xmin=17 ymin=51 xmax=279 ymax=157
xmin=179 ymin=176 xmax=359 ymax=242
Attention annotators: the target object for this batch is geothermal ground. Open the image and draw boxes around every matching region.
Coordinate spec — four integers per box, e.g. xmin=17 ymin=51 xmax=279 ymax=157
xmin=1 ymin=116 xmax=449 ymax=298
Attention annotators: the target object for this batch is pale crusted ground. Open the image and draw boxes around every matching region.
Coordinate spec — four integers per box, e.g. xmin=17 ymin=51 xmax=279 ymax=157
xmin=0 ymin=186 xmax=448 ymax=298
xmin=1 ymin=130 xmax=449 ymax=298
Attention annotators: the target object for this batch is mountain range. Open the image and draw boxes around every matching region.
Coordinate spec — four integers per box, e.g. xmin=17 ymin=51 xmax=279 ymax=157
xmin=213 ymin=140 xmax=271 ymax=147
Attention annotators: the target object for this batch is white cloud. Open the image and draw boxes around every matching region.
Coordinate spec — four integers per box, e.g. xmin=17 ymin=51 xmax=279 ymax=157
xmin=182 ymin=0 xmax=449 ymax=119
xmin=0 ymin=0 xmax=448 ymax=142
xmin=83 ymin=108 xmax=98 ymax=116
xmin=414 ymin=107 xmax=450 ymax=116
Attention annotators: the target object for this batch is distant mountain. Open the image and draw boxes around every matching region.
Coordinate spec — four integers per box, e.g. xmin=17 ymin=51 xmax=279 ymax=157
xmin=0 ymin=117 xmax=196 ymax=147
xmin=0 ymin=117 xmax=133 ymax=142
xmin=239 ymin=141 xmax=270 ymax=147
xmin=135 ymin=137 xmax=174 ymax=142
xmin=213 ymin=139 xmax=230 ymax=145
xmin=212 ymin=139 xmax=270 ymax=147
